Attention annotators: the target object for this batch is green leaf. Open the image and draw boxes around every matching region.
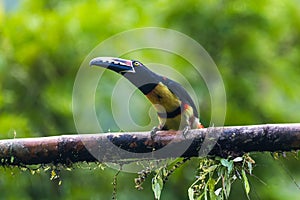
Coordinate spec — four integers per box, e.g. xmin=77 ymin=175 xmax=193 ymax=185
xmin=203 ymin=164 xmax=218 ymax=173
xmin=233 ymin=157 xmax=243 ymax=162
xmin=208 ymin=178 xmax=217 ymax=200
xmin=214 ymin=188 xmax=222 ymax=196
xmin=227 ymin=161 xmax=234 ymax=174
xmin=241 ymin=169 xmax=250 ymax=198
xmin=220 ymin=158 xmax=229 ymax=167
xmin=188 ymin=187 xmax=195 ymax=200
xmin=152 ymin=176 xmax=164 ymax=200
xmin=247 ymin=161 xmax=253 ymax=175
xmin=224 ymin=176 xmax=231 ymax=199
xmin=220 ymin=159 xmax=234 ymax=174
xmin=204 ymin=183 xmax=208 ymax=200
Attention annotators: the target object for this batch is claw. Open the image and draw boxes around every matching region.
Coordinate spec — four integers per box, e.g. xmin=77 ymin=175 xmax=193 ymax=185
xmin=182 ymin=126 xmax=191 ymax=138
xmin=150 ymin=126 xmax=161 ymax=140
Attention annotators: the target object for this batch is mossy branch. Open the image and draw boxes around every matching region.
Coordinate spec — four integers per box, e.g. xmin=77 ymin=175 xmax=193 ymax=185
xmin=0 ymin=123 xmax=299 ymax=166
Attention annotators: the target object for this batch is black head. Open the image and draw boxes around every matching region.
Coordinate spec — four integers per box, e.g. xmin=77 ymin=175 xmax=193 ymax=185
xmin=90 ymin=57 xmax=159 ymax=92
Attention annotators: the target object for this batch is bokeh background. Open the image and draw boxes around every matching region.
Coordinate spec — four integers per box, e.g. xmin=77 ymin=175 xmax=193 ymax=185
xmin=0 ymin=0 xmax=300 ymax=199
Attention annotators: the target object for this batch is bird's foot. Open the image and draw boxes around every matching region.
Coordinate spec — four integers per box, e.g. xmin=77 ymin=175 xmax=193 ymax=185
xmin=182 ymin=126 xmax=191 ymax=138
xmin=150 ymin=126 xmax=161 ymax=140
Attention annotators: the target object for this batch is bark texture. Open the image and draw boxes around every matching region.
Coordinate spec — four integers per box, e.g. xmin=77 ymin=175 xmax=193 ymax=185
xmin=0 ymin=124 xmax=299 ymax=166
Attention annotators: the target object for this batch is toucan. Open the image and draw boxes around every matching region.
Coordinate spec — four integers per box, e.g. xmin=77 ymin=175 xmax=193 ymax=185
xmin=90 ymin=57 xmax=203 ymax=136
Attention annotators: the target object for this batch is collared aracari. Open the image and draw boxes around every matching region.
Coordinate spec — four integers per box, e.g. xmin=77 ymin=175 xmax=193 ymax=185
xmin=90 ymin=57 xmax=203 ymax=136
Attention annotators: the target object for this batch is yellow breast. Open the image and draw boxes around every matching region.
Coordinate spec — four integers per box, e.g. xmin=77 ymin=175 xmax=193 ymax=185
xmin=146 ymin=82 xmax=181 ymax=113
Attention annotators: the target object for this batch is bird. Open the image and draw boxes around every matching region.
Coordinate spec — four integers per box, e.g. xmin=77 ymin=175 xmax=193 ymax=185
xmin=89 ymin=57 xmax=203 ymax=137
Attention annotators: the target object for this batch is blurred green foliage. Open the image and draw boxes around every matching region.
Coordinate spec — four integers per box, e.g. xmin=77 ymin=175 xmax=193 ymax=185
xmin=0 ymin=0 xmax=299 ymax=199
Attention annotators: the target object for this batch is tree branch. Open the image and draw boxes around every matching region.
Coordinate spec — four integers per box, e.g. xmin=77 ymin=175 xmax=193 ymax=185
xmin=0 ymin=124 xmax=299 ymax=166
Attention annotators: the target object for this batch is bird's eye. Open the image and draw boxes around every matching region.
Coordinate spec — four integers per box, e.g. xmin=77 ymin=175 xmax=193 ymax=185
xmin=133 ymin=61 xmax=139 ymax=67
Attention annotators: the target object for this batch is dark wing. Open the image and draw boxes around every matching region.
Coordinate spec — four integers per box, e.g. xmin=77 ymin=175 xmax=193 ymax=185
xmin=160 ymin=76 xmax=199 ymax=117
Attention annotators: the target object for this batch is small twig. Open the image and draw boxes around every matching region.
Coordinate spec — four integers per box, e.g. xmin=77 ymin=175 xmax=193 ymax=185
xmin=112 ymin=166 xmax=122 ymax=200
